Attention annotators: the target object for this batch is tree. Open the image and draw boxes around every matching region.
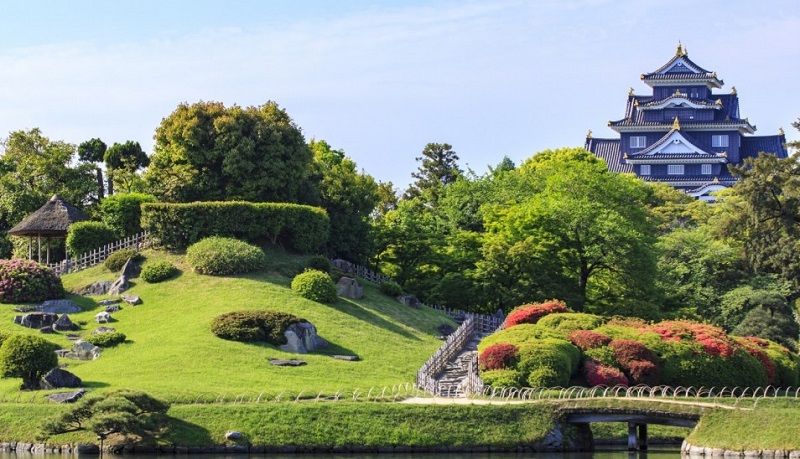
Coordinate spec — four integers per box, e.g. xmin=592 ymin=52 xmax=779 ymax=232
xmin=0 ymin=334 xmax=58 ymax=390
xmin=105 ymin=140 xmax=149 ymax=194
xmin=77 ymin=138 xmax=107 ymax=200
xmin=403 ymin=142 xmax=462 ymax=202
xmin=145 ymin=101 xmax=312 ymax=203
xmin=307 ymin=139 xmax=378 ymax=262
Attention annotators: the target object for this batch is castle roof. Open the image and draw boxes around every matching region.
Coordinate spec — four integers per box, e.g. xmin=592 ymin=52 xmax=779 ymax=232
xmin=583 ymin=137 xmax=632 ymax=174
xmin=641 ymin=43 xmax=723 ymax=88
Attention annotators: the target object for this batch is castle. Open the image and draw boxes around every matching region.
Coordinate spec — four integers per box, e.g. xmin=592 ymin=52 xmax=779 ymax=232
xmin=585 ymin=43 xmax=787 ymax=200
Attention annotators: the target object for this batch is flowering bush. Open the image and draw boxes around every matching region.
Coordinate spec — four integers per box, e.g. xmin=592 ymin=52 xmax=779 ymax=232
xmin=504 ymin=301 xmax=569 ymax=328
xmin=568 ymin=330 xmax=612 ymax=351
xmin=734 ymin=337 xmax=776 ymax=384
xmin=536 ymin=313 xmax=605 ymax=335
xmin=584 ymin=359 xmax=629 ymax=387
xmin=479 ymin=343 xmax=519 ymax=371
xmin=649 ymin=320 xmax=736 ymax=358
xmin=0 ymin=259 xmax=64 ymax=304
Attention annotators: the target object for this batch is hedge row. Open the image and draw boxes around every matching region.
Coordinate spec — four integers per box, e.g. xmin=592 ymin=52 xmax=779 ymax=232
xmin=141 ymin=201 xmax=329 ymax=253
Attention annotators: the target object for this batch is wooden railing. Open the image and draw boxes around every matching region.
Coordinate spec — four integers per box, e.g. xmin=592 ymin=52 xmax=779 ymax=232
xmin=416 ymin=317 xmax=476 ymax=395
xmin=47 ymin=231 xmax=151 ymax=276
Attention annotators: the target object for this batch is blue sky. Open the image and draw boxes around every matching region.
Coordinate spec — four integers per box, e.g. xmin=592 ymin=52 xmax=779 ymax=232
xmin=1 ymin=0 xmax=798 ymax=190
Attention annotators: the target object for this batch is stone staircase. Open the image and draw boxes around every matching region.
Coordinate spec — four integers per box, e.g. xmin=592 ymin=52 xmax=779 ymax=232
xmin=433 ymin=332 xmax=483 ymax=397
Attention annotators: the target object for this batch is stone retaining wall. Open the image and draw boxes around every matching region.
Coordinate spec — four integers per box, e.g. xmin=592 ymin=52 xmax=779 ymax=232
xmin=683 ymin=441 xmax=800 ymax=459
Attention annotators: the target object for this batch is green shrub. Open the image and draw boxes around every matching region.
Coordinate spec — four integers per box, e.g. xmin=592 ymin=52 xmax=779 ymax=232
xmin=379 ymin=281 xmax=403 ymax=297
xmin=516 ymin=339 xmax=580 ymax=388
xmin=140 ymin=261 xmax=178 ymax=283
xmin=291 ymin=269 xmax=337 ymax=303
xmin=100 ymin=192 xmax=157 ymax=237
xmin=478 ymin=324 xmax=564 ymax=353
xmin=141 ymin=201 xmax=329 ymax=252
xmin=0 ymin=334 xmax=59 ymax=390
xmin=0 ymin=259 xmax=64 ymax=303
xmin=84 ymin=332 xmax=127 ymax=348
xmin=66 ymin=221 xmax=118 ymax=257
xmin=536 ymin=313 xmax=606 ymax=336
xmin=306 ymin=255 xmax=332 ymax=273
xmin=186 ymin=237 xmax=266 ymax=276
xmin=481 ymin=369 xmax=524 ymax=388
xmin=211 ymin=310 xmax=304 ymax=345
xmin=275 ymin=262 xmax=305 ymax=278
xmin=103 ymin=249 xmax=144 ymax=272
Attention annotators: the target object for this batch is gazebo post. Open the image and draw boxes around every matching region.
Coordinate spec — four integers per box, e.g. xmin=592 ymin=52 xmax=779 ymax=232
xmin=28 ymin=236 xmax=32 ymax=259
xmin=37 ymin=235 xmax=42 ymax=263
xmin=46 ymin=237 xmax=51 ymax=264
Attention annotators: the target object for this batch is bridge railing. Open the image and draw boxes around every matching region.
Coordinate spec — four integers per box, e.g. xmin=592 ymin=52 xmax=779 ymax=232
xmin=416 ymin=317 xmax=475 ymax=396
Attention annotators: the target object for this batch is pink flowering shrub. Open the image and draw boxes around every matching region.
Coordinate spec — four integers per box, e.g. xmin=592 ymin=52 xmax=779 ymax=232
xmin=608 ymin=339 xmax=660 ymax=385
xmin=734 ymin=337 xmax=777 ymax=385
xmin=505 ymin=301 xmax=569 ymax=328
xmin=583 ymin=359 xmax=629 ymax=387
xmin=648 ymin=320 xmax=736 ymax=358
xmin=568 ymin=330 xmax=612 ymax=351
xmin=0 ymin=259 xmax=64 ymax=303
xmin=479 ymin=343 xmax=519 ymax=371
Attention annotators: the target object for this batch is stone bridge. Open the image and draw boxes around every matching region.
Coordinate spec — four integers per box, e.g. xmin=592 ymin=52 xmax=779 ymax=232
xmin=562 ymin=407 xmax=701 ymax=451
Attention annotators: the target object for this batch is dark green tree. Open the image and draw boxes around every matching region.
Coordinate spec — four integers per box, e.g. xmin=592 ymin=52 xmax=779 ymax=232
xmin=105 ymin=140 xmax=149 ymax=194
xmin=77 ymin=138 xmax=107 ymax=200
xmin=145 ymin=101 xmax=312 ymax=203
xmin=403 ymin=142 xmax=462 ymax=202
xmin=0 ymin=334 xmax=58 ymax=390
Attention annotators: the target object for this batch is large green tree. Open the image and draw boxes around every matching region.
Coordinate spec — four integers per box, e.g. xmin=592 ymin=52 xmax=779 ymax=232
xmin=403 ymin=142 xmax=462 ymax=203
xmin=77 ymin=138 xmax=107 ymax=200
xmin=0 ymin=334 xmax=58 ymax=390
xmin=145 ymin=101 xmax=312 ymax=203
xmin=105 ymin=140 xmax=149 ymax=194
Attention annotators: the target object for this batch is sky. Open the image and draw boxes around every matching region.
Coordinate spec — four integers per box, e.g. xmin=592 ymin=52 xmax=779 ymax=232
xmin=1 ymin=0 xmax=798 ymax=191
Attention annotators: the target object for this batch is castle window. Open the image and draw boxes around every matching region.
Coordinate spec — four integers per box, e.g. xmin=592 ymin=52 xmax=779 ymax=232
xmin=630 ymin=136 xmax=647 ymax=148
xmin=701 ymin=164 xmax=712 ymax=175
xmin=667 ymin=164 xmax=684 ymax=175
xmin=640 ymin=165 xmax=651 ymax=176
xmin=712 ymin=134 xmax=729 ymax=148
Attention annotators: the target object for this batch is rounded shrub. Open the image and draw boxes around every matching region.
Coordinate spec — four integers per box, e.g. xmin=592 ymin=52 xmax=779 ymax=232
xmin=481 ymin=369 xmax=524 ymax=388
xmin=568 ymin=330 xmax=612 ymax=351
xmin=379 ymin=280 xmax=403 ymax=297
xmin=516 ymin=338 xmax=580 ymax=388
xmin=479 ymin=343 xmax=519 ymax=371
xmin=84 ymin=332 xmax=127 ymax=348
xmin=306 ymin=255 xmax=332 ymax=273
xmin=0 ymin=259 xmax=64 ymax=303
xmin=186 ymin=237 xmax=266 ymax=276
xmin=211 ymin=310 xmax=304 ymax=345
xmin=140 ymin=261 xmax=178 ymax=283
xmin=0 ymin=334 xmax=59 ymax=390
xmin=66 ymin=221 xmax=118 ymax=257
xmin=291 ymin=269 xmax=337 ymax=303
xmin=583 ymin=359 xmax=629 ymax=387
xmin=504 ymin=301 xmax=569 ymax=328
xmin=103 ymin=248 xmax=144 ymax=272
xmin=536 ymin=312 xmax=605 ymax=335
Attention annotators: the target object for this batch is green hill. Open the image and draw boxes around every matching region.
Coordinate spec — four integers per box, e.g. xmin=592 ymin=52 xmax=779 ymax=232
xmin=0 ymin=249 xmax=451 ymax=397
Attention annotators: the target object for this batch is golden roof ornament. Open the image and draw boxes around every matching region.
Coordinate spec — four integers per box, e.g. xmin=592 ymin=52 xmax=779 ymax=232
xmin=713 ymin=177 xmax=719 ymax=183
xmin=634 ymin=99 xmax=639 ymax=106
xmin=779 ymin=127 xmax=785 ymax=135
xmin=586 ymin=129 xmax=593 ymax=139
xmin=676 ymin=41 xmax=685 ymax=57
xmin=731 ymin=86 xmax=737 ymax=95
xmin=715 ymin=98 xmax=722 ymax=105
xmin=629 ymin=87 xmax=634 ymax=96
xmin=607 ymin=120 xmax=612 ymax=126
xmin=672 ymin=116 xmax=681 ymax=130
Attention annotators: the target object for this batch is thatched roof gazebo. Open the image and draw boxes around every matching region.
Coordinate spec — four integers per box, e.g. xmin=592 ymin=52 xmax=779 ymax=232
xmin=8 ymin=195 xmax=89 ymax=264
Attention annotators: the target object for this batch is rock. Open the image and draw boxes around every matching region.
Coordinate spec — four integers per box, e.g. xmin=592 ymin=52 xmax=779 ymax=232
xmin=18 ymin=312 xmax=59 ymax=329
xmin=98 ymin=298 xmax=120 ymax=306
xmin=121 ymin=294 xmax=142 ymax=305
xmin=52 ymin=314 xmax=79 ymax=332
xmin=37 ymin=299 xmax=81 ymax=314
xmin=65 ymin=334 xmax=81 ymax=340
xmin=40 ymin=368 xmax=83 ymax=389
xmin=335 ymin=277 xmax=364 ymax=299
xmin=83 ymin=281 xmax=112 ymax=296
xmin=395 ymin=294 xmax=422 ymax=309
xmin=331 ymin=355 xmax=359 ymax=361
xmin=39 ymin=326 xmax=54 ymax=334
xmin=107 ymin=275 xmax=129 ymax=295
xmin=105 ymin=304 xmax=121 ymax=313
xmin=280 ymin=322 xmax=328 ymax=354
xmin=437 ymin=323 xmax=455 ymax=336
xmin=65 ymin=340 xmax=101 ymax=360
xmin=95 ymin=311 xmax=111 ymax=323
xmin=121 ymin=258 xmax=141 ymax=278
xmin=12 ymin=305 xmax=36 ymax=312
xmin=225 ymin=431 xmax=243 ymax=440
xmin=268 ymin=359 xmax=306 ymax=366
xmin=55 ymin=349 xmax=70 ymax=357
xmin=46 ymin=389 xmax=86 ymax=403
xmin=92 ymin=326 xmax=116 ymax=335
xmin=76 ymin=443 xmax=100 ymax=454
xmin=332 ymin=258 xmax=355 ymax=274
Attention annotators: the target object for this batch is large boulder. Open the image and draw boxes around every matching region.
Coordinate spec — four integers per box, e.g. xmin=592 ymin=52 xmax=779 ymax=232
xmin=16 ymin=312 xmax=59 ymax=329
xmin=120 ymin=258 xmax=141 ymax=279
xmin=40 ymin=368 xmax=83 ymax=389
xmin=107 ymin=275 xmax=129 ymax=296
xmin=95 ymin=312 xmax=111 ymax=323
xmin=65 ymin=340 xmax=102 ymax=360
xmin=92 ymin=326 xmax=116 ymax=335
xmin=396 ymin=294 xmax=422 ymax=309
xmin=82 ymin=281 xmax=111 ymax=296
xmin=121 ymin=294 xmax=142 ymax=305
xmin=52 ymin=314 xmax=79 ymax=332
xmin=335 ymin=277 xmax=364 ymax=299
xmin=37 ymin=299 xmax=81 ymax=314
xmin=46 ymin=389 xmax=87 ymax=403
xmin=279 ymin=322 xmax=328 ymax=354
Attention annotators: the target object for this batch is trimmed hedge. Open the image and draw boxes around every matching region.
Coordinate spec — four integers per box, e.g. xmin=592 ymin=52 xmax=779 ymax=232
xmin=306 ymin=255 xmax=332 ymax=273
xmin=186 ymin=237 xmax=266 ymax=276
xmin=291 ymin=269 xmax=337 ymax=303
xmin=211 ymin=310 xmax=305 ymax=345
xmin=100 ymin=192 xmax=156 ymax=237
xmin=141 ymin=201 xmax=329 ymax=253
xmin=140 ymin=261 xmax=178 ymax=283
xmin=66 ymin=221 xmax=118 ymax=257
xmin=84 ymin=332 xmax=127 ymax=348
xmin=0 ymin=259 xmax=64 ymax=303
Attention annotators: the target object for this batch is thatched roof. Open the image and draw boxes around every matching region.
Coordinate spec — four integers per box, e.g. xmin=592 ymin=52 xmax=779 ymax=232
xmin=8 ymin=195 xmax=89 ymax=237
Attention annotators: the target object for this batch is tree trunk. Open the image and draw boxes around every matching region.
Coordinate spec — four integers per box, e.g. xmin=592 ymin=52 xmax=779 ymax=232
xmin=96 ymin=167 xmax=105 ymax=200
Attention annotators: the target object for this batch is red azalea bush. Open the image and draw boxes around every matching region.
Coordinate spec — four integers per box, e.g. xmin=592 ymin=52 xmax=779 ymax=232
xmin=479 ymin=343 xmax=519 ymax=371
xmin=609 ymin=339 xmax=660 ymax=385
xmin=568 ymin=330 xmax=612 ymax=351
xmin=649 ymin=320 xmax=736 ymax=358
xmin=0 ymin=259 xmax=65 ymax=303
xmin=584 ymin=359 xmax=629 ymax=387
xmin=505 ymin=301 xmax=569 ymax=328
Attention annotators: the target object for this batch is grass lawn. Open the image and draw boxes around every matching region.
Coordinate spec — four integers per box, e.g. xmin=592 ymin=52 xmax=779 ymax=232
xmin=0 ymin=248 xmax=452 ymax=397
